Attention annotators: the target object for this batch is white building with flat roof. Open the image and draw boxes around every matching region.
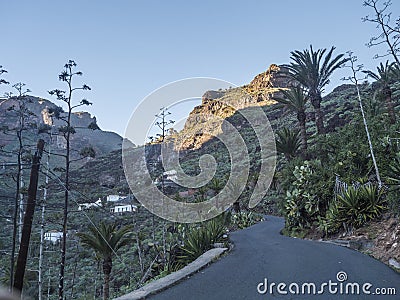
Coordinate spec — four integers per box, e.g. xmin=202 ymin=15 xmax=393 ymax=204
xmin=110 ymin=204 xmax=137 ymax=214
xmin=44 ymin=231 xmax=63 ymax=244
xmin=107 ymin=195 xmax=122 ymax=202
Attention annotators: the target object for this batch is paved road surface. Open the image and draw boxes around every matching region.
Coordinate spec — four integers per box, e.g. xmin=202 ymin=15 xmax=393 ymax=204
xmin=149 ymin=215 xmax=400 ymax=299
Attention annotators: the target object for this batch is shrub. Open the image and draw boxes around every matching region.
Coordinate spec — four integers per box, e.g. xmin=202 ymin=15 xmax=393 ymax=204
xmin=231 ymin=211 xmax=263 ymax=229
xmin=282 ymin=161 xmax=321 ymax=229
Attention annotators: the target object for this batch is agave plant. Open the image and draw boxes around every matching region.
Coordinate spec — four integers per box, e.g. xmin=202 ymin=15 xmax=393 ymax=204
xmin=330 ymin=184 xmax=386 ymax=232
xmin=178 ymin=217 xmax=226 ymax=265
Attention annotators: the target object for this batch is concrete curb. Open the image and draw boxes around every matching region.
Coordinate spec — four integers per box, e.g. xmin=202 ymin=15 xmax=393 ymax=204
xmin=320 ymin=239 xmax=350 ymax=248
xmin=114 ymin=247 xmax=228 ymax=300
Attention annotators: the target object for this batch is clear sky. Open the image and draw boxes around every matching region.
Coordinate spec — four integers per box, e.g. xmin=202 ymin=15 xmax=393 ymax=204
xmin=1 ymin=0 xmax=398 ymax=142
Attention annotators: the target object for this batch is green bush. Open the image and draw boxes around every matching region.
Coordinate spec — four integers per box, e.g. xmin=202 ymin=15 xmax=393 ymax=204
xmin=231 ymin=211 xmax=263 ymax=229
xmin=282 ymin=161 xmax=323 ymax=229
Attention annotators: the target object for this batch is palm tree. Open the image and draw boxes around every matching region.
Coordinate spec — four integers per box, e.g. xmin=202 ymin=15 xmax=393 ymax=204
xmin=77 ymin=222 xmax=132 ymax=300
xmin=284 ymin=46 xmax=348 ymax=134
xmin=363 ymin=61 xmax=397 ymax=124
xmin=274 ymin=86 xmax=309 ymax=156
xmin=275 ymin=127 xmax=301 ymax=160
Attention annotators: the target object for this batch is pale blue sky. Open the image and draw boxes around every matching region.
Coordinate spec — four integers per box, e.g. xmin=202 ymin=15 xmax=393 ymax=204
xmin=1 ymin=0 xmax=398 ymax=143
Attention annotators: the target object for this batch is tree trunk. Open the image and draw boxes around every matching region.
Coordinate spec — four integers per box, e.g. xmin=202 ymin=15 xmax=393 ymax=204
xmin=59 ymin=108 xmax=72 ymax=300
xmin=310 ymin=93 xmax=324 ymax=134
xmin=297 ymin=110 xmax=308 ymax=157
xmin=233 ymin=201 xmax=241 ymax=213
xmin=102 ymin=257 xmax=112 ymax=300
xmin=13 ymin=140 xmax=45 ymax=292
xmin=384 ymin=87 xmax=396 ymax=124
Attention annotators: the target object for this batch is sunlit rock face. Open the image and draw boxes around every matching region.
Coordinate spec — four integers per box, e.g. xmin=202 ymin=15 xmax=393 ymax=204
xmin=173 ymin=64 xmax=290 ymax=150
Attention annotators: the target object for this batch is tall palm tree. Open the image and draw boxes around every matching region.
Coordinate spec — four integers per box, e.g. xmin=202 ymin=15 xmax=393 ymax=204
xmin=77 ymin=222 xmax=132 ymax=300
xmin=363 ymin=60 xmax=397 ymax=124
xmin=284 ymin=46 xmax=348 ymax=134
xmin=274 ymin=86 xmax=309 ymax=156
xmin=275 ymin=127 xmax=301 ymax=160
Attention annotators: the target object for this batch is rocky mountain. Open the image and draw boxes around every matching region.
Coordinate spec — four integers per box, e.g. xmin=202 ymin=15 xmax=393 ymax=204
xmin=0 ymin=66 xmax=364 ymax=203
xmin=74 ymin=65 xmax=365 ymax=201
xmin=0 ymin=96 xmax=123 ymax=163
xmin=171 ymin=64 xmax=289 ymax=150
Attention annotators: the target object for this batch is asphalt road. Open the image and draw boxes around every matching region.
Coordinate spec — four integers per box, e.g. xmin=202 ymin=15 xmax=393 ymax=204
xmin=149 ymin=215 xmax=400 ymax=300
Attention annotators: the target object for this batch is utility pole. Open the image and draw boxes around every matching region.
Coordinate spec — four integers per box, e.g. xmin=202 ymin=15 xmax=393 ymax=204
xmin=19 ymin=169 xmax=24 ymax=243
xmin=39 ymin=128 xmax=52 ymax=300
xmin=13 ymin=139 xmax=45 ymax=292
xmin=38 ymin=177 xmax=47 ymax=300
xmin=47 ymin=267 xmax=51 ymax=300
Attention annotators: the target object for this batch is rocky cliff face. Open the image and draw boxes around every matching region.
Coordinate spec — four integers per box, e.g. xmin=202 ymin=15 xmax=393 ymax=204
xmin=0 ymin=96 xmax=122 ymax=162
xmin=171 ymin=64 xmax=289 ymax=150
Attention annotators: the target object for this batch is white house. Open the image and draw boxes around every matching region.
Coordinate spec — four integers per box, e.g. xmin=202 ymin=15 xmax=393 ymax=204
xmin=110 ymin=204 xmax=137 ymax=214
xmin=78 ymin=198 xmax=102 ymax=211
xmin=163 ymin=170 xmax=177 ymax=181
xmin=44 ymin=231 xmax=63 ymax=244
xmin=107 ymin=195 xmax=122 ymax=202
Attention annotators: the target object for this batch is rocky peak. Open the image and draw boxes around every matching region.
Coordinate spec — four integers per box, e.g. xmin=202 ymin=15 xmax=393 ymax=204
xmin=244 ymin=64 xmax=288 ymax=102
xmin=0 ymin=96 xmax=122 ymax=161
xmin=202 ymin=90 xmax=226 ymax=103
xmin=171 ymin=64 xmax=289 ymax=150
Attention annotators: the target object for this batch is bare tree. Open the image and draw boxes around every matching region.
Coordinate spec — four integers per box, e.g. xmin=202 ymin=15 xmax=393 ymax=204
xmin=2 ymin=83 xmax=34 ymax=292
xmin=153 ymin=107 xmax=174 ymax=267
xmin=343 ymin=52 xmax=382 ymax=187
xmin=0 ymin=65 xmax=9 ymax=85
xmin=48 ymin=60 xmax=92 ymax=300
xmin=363 ymin=0 xmax=400 ymax=64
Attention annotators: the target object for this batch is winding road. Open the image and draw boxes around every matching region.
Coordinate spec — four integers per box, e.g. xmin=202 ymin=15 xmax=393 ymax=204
xmin=149 ymin=216 xmax=400 ymax=299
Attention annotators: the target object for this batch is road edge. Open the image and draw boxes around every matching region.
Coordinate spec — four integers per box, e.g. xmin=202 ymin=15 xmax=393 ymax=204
xmin=114 ymin=247 xmax=228 ymax=300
